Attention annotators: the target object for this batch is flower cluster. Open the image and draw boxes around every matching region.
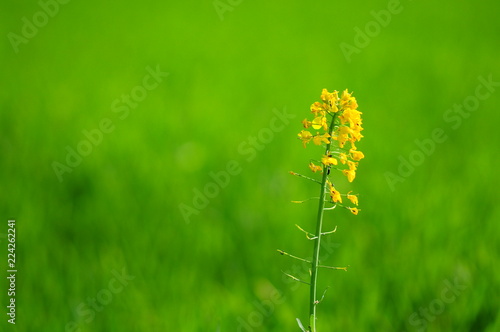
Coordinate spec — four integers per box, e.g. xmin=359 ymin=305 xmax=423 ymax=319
xmin=296 ymin=89 xmax=365 ymax=214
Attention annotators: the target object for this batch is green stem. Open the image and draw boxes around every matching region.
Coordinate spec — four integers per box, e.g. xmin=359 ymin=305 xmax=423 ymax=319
xmin=308 ymin=114 xmax=337 ymax=332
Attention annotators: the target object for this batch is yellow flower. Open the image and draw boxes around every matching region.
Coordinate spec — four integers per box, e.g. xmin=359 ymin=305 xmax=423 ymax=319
xmin=350 ymin=116 xmax=363 ymax=128
xmin=320 ymin=89 xmax=341 ymax=113
xmin=342 ymin=161 xmax=358 ymax=182
xmin=339 ymin=153 xmax=348 ymax=165
xmin=298 ymin=130 xmax=312 ymax=148
xmin=348 ymin=97 xmax=358 ymax=110
xmin=339 ymin=108 xmax=362 ymax=127
xmin=349 ymin=127 xmax=364 ymax=142
xmin=320 ymin=88 xmax=331 ymax=103
xmin=349 ymin=161 xmax=358 ymax=170
xmin=327 ymin=181 xmax=342 ymax=203
xmin=350 ymin=149 xmax=365 ymax=161
xmin=340 ymin=89 xmax=352 ymax=107
xmin=313 ymin=133 xmax=330 ymax=145
xmin=310 ymin=102 xmax=325 ymax=117
xmin=338 ymin=105 xmax=363 ymax=143
xmin=309 ymin=162 xmax=323 ymax=173
xmin=331 ymin=90 xmax=339 ymax=102
xmin=311 ymin=116 xmax=328 ymax=131
xmin=335 ymin=126 xmax=352 ymax=148
xmin=321 ymin=155 xmax=338 ymax=166
xmin=343 ymin=169 xmax=356 ymax=182
xmin=340 ymin=89 xmax=358 ymax=110
xmin=347 ymin=191 xmax=358 ymax=205
xmin=301 ymin=118 xmax=311 ymax=129
xmin=348 ymin=207 xmax=360 ymax=215
xmin=341 ymin=89 xmax=351 ymax=99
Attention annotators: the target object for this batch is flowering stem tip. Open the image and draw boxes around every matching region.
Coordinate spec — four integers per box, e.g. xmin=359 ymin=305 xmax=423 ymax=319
xmin=285 ymin=89 xmax=365 ymax=332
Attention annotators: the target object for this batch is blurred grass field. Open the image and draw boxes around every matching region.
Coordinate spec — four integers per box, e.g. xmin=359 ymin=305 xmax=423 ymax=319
xmin=1 ymin=0 xmax=499 ymax=331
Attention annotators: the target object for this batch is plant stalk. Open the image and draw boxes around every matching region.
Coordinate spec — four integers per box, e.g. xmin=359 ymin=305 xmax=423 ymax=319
xmin=308 ymin=114 xmax=337 ymax=332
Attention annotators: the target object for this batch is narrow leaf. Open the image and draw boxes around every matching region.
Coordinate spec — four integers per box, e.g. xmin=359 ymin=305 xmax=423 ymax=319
xmin=296 ymin=318 xmax=307 ymax=332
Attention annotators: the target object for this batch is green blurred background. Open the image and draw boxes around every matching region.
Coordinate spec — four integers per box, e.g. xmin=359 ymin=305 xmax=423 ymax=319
xmin=1 ymin=0 xmax=499 ymax=331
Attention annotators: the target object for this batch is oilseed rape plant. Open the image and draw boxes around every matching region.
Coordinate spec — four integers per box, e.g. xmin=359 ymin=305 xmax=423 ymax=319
xmin=280 ymin=89 xmax=364 ymax=332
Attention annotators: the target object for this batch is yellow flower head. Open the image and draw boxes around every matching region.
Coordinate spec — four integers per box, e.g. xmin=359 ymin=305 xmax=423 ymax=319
xmin=295 ymin=89 xmax=365 ymax=219
xmin=348 ymin=97 xmax=358 ymax=110
xmin=348 ymin=207 xmax=360 ymax=215
xmin=327 ymin=182 xmax=342 ymax=203
xmin=349 ymin=127 xmax=364 ymax=142
xmin=311 ymin=116 xmax=328 ymax=131
xmin=320 ymin=88 xmax=331 ymax=103
xmin=298 ymin=130 xmax=312 ymax=148
xmin=321 ymin=155 xmax=338 ymax=166
xmin=342 ymin=169 xmax=356 ymax=182
xmin=320 ymin=89 xmax=340 ymax=112
xmin=310 ymin=102 xmax=325 ymax=117
xmin=309 ymin=162 xmax=323 ymax=173
xmin=347 ymin=191 xmax=359 ymax=205
xmin=347 ymin=160 xmax=358 ymax=171
xmin=331 ymin=90 xmax=339 ymax=102
xmin=341 ymin=89 xmax=352 ymax=99
xmin=340 ymin=89 xmax=352 ymax=105
xmin=340 ymin=89 xmax=358 ymax=110
xmin=335 ymin=126 xmax=352 ymax=148
xmin=350 ymin=149 xmax=365 ymax=161
xmin=339 ymin=108 xmax=362 ymax=127
xmin=313 ymin=133 xmax=330 ymax=146
xmin=339 ymin=153 xmax=348 ymax=165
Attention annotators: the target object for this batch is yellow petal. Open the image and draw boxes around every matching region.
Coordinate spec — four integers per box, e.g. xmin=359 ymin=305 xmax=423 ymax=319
xmin=311 ymin=117 xmax=324 ymax=130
